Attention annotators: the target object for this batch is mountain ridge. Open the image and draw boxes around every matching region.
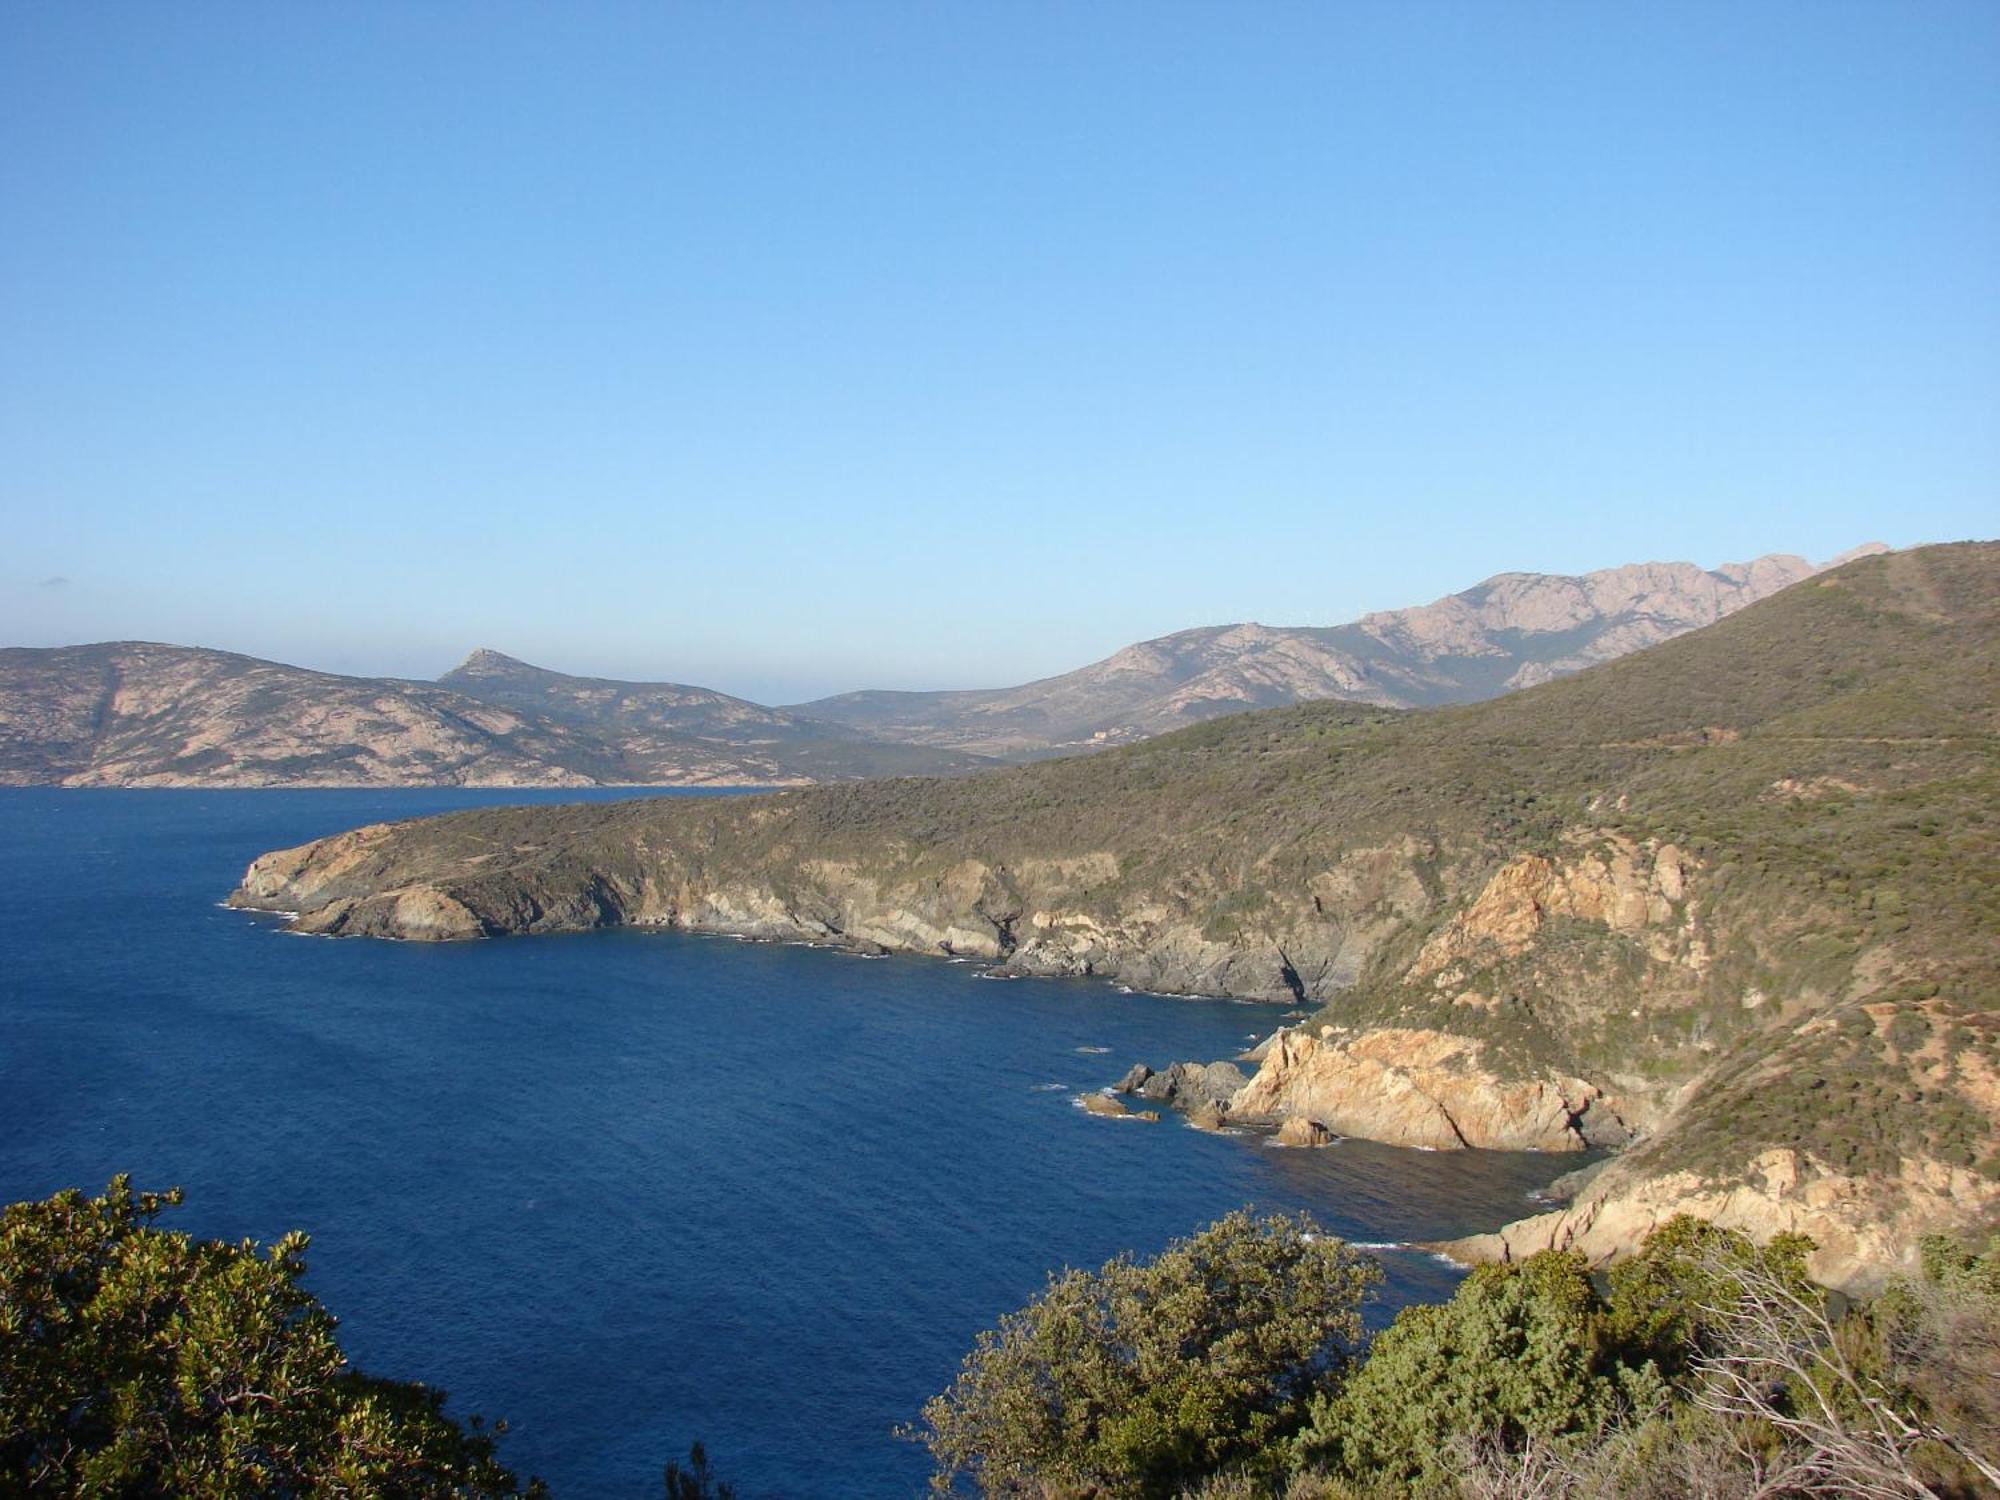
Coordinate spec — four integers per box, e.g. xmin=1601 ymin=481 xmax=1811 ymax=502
xmin=787 ymin=546 xmax=1887 ymax=756
xmin=0 ymin=544 xmax=1885 ymax=786
xmin=0 ymin=641 xmax=987 ymax=788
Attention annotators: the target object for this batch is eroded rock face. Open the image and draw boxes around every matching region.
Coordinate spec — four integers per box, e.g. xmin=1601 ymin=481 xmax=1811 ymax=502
xmin=1412 ymin=833 xmax=1702 ymax=980
xmin=1440 ymin=1147 xmax=2000 ymax=1294
xmin=1227 ymin=1028 xmax=1623 ymax=1152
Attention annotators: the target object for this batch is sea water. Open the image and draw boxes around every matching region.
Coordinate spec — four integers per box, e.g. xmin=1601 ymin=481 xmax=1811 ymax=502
xmin=0 ymin=789 xmax=1571 ymax=1497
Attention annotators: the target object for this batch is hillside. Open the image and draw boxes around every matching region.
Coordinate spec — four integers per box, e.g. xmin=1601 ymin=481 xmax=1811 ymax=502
xmin=1 ymin=549 xmax=1877 ymax=787
xmin=0 ymin=643 xmax=983 ymax=788
xmin=788 ymin=547 xmax=1884 ymax=757
xmin=436 ymin=649 xmax=984 ymax=781
xmin=225 ymin=544 xmax=1998 ymax=1287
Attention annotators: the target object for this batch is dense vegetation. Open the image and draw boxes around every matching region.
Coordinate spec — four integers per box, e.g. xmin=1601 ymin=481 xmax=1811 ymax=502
xmin=0 ymin=1178 xmax=544 ymax=1498
xmin=6 ymin=1181 xmax=1994 ymax=1498
xmin=913 ymin=1214 xmax=2000 ymax=1499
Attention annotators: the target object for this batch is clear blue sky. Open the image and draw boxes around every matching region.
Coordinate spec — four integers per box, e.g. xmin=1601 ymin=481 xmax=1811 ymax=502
xmin=2 ymin=2 xmax=1994 ymax=702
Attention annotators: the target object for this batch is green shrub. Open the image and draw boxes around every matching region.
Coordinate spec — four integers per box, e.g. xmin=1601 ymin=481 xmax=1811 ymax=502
xmin=910 ymin=1212 xmax=1380 ymax=1498
xmin=0 ymin=1177 xmax=543 ymax=1499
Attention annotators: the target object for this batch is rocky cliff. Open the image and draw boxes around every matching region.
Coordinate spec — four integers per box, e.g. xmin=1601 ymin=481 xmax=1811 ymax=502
xmin=226 ymin=545 xmax=1998 ymax=1289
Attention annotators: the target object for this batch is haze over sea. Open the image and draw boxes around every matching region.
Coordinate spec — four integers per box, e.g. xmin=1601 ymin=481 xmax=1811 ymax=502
xmin=0 ymin=788 xmax=1570 ymax=1497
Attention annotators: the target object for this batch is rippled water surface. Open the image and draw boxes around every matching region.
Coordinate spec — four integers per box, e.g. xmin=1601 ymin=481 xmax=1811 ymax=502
xmin=0 ymin=789 xmax=1572 ymax=1497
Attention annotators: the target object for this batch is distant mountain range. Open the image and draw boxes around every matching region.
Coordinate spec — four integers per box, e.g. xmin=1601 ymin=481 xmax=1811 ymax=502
xmin=0 ymin=545 xmax=1883 ymax=787
xmin=0 ymin=644 xmax=988 ymax=788
xmin=790 ymin=546 xmax=1887 ymax=757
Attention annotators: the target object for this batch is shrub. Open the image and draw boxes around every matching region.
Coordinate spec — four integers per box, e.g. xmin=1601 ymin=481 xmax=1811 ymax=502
xmin=910 ymin=1212 xmax=1380 ymax=1498
xmin=0 ymin=1177 xmax=543 ymax=1498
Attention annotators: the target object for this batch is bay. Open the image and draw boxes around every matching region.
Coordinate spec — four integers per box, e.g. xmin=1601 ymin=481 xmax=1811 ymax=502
xmin=0 ymin=788 xmax=1568 ymax=1497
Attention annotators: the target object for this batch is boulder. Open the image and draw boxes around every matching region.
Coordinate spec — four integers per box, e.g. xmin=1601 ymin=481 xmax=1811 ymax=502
xmin=1276 ymin=1117 xmax=1336 ymax=1148
xmin=1187 ymin=1102 xmax=1229 ymax=1132
xmin=1113 ymin=1063 xmax=1154 ymax=1094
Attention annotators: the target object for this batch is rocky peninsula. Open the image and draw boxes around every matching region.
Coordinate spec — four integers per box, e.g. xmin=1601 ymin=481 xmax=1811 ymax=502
xmin=227 ymin=545 xmax=2000 ymax=1291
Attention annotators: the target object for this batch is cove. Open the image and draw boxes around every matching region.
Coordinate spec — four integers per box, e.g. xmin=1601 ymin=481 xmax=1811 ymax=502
xmin=0 ymin=788 xmax=1572 ymax=1498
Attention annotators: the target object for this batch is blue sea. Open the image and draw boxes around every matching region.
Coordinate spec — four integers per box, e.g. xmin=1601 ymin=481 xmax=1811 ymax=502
xmin=0 ymin=789 xmax=1570 ymax=1498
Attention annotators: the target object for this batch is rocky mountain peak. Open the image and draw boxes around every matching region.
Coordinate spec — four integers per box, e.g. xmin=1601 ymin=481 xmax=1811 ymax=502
xmin=445 ymin=648 xmax=533 ymax=678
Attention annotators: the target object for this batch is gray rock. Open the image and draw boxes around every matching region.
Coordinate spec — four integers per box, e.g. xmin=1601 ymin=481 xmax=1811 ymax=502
xmin=1113 ymin=1064 xmax=1154 ymax=1094
xmin=1124 ymin=1060 xmax=1247 ymax=1112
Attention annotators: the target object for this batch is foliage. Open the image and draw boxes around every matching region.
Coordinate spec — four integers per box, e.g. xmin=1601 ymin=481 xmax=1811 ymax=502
xmin=0 ymin=1177 xmax=544 ymax=1498
xmin=911 ymin=1213 xmax=1997 ymax=1499
xmin=1601 ymin=1214 xmax=1817 ymax=1378
xmin=909 ymin=1212 xmax=1380 ymax=1498
xmin=662 ymin=1441 xmax=736 ymax=1500
xmin=1295 ymin=1251 xmax=1665 ymax=1493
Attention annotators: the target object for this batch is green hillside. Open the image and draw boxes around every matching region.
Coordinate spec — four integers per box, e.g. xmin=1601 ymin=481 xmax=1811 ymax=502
xmin=228 ymin=543 xmax=2000 ymax=1284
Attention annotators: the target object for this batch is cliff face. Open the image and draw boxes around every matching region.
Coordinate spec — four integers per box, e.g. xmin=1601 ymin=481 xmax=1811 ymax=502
xmin=226 ymin=545 xmax=1999 ymax=1290
xmin=788 ymin=547 xmax=1884 ymax=757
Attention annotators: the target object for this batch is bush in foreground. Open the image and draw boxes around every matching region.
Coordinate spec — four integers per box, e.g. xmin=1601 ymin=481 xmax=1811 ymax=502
xmin=920 ymin=1213 xmax=2000 ymax=1499
xmin=910 ymin=1211 xmax=1381 ymax=1498
xmin=0 ymin=1177 xmax=544 ymax=1498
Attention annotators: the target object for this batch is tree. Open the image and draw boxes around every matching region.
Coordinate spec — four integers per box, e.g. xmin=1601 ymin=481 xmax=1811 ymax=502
xmin=0 ymin=1177 xmax=544 ymax=1498
xmin=1297 ymin=1250 xmax=1667 ymax=1494
xmin=663 ymin=1440 xmax=736 ymax=1499
xmin=1602 ymin=1213 xmax=1816 ymax=1378
xmin=911 ymin=1212 xmax=1381 ymax=1498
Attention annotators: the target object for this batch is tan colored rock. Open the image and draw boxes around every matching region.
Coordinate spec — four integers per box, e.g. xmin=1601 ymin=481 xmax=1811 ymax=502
xmin=1187 ymin=1102 xmax=1228 ymax=1132
xmin=1227 ymin=1027 xmax=1605 ymax=1152
xmin=1439 ymin=1150 xmax=2000 ymax=1294
xmin=1079 ymin=1092 xmax=1129 ymax=1118
xmin=1275 ymin=1117 xmax=1335 ymax=1148
xmin=387 ymin=886 xmax=485 ymax=941
xmin=1411 ymin=833 xmax=1701 ymax=978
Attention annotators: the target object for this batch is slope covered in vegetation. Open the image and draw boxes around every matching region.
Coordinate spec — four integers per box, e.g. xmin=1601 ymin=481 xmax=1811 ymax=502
xmin=228 ymin=544 xmax=2000 ymax=1285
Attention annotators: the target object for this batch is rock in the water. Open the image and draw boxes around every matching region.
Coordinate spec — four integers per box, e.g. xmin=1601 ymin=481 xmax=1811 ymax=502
xmin=1275 ymin=1117 xmax=1336 ymax=1148
xmin=1133 ymin=1060 xmax=1248 ymax=1110
xmin=1187 ymin=1102 xmax=1229 ymax=1132
xmin=1080 ymin=1092 xmax=1129 ymax=1118
xmin=1113 ymin=1063 xmax=1154 ymax=1094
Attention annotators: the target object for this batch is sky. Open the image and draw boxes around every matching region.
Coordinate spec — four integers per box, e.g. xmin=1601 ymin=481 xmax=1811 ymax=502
xmin=1 ymin=2 xmax=1995 ymax=704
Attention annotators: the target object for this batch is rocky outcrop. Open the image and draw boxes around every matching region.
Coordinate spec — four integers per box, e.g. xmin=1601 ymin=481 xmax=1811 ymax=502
xmin=1275 ymin=1118 xmax=1337 ymax=1148
xmin=1411 ymin=833 xmax=1701 ymax=980
xmin=1226 ymin=1027 xmax=1630 ymax=1152
xmin=1115 ymin=1061 xmax=1249 ymax=1112
xmin=219 ymin=545 xmax=2000 ymax=1290
xmin=1441 ymin=1148 xmax=2000 ymax=1294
